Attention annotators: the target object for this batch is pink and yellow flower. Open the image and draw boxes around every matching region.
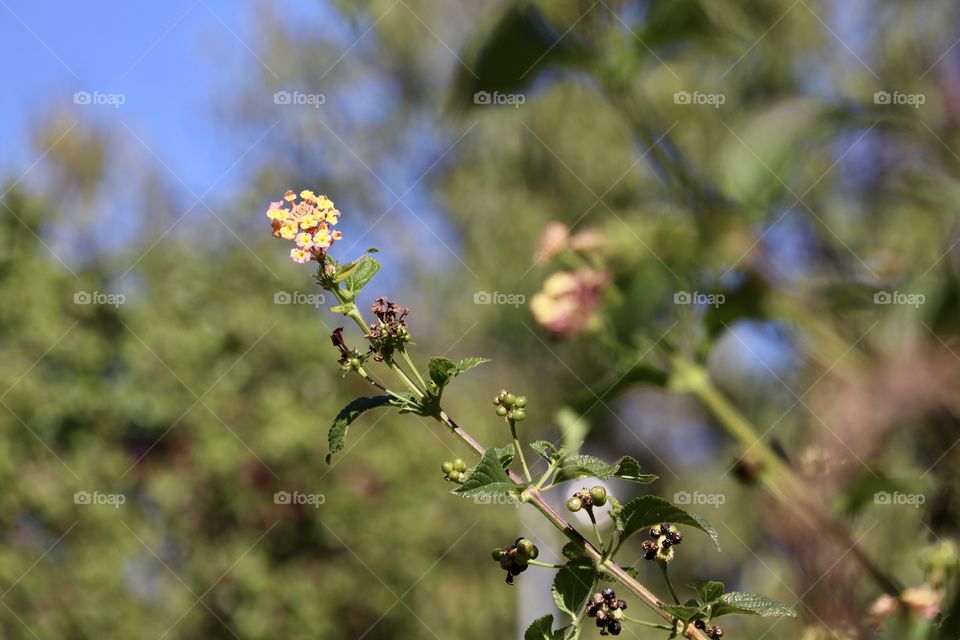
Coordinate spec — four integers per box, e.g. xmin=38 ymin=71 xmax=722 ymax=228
xmin=265 ymin=190 xmax=344 ymax=263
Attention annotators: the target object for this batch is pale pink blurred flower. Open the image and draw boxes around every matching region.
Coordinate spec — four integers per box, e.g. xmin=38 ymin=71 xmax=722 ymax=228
xmin=868 ymin=586 xmax=941 ymax=626
xmin=569 ymin=228 xmax=605 ymax=253
xmin=530 ymin=267 xmax=610 ymax=337
xmin=535 ymin=222 xmax=570 ymax=265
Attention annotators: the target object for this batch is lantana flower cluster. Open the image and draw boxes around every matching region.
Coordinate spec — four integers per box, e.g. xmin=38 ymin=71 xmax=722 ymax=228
xmin=266 ymin=190 xmax=343 ymax=264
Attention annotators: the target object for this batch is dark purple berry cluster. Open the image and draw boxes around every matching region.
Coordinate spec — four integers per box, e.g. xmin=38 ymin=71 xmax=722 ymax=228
xmin=641 ymin=523 xmax=683 ymax=563
xmin=491 ymin=537 xmax=539 ymax=585
xmin=694 ymin=620 xmax=725 ymax=638
xmin=585 ymin=587 xmax=627 ymax=636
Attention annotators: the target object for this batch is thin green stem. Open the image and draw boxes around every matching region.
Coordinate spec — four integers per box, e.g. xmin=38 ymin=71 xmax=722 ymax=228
xmin=510 ymin=419 xmax=532 ymax=483
xmin=386 ymin=358 xmax=425 ymax=399
xmin=535 ymin=459 xmax=560 ymax=490
xmin=587 ymin=508 xmax=605 ymax=555
xmin=399 ymin=347 xmax=428 ymax=390
xmin=622 ymin=615 xmax=673 ymax=631
xmin=358 ymin=375 xmax=407 ymax=403
xmin=659 ymin=563 xmax=680 ymax=605
xmin=526 ymin=559 xmax=582 ymax=569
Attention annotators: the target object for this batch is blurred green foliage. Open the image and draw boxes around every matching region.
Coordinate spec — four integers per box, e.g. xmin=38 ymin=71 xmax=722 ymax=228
xmin=4 ymin=0 xmax=960 ymax=638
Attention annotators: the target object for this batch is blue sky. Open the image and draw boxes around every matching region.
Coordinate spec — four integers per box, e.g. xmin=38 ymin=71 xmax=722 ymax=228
xmin=0 ymin=0 xmax=331 ymax=197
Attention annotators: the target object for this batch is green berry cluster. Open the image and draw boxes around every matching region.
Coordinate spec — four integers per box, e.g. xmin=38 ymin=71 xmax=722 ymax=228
xmin=641 ymin=523 xmax=683 ymax=563
xmin=694 ymin=620 xmax=724 ymax=638
xmin=441 ymin=458 xmax=467 ymax=483
xmin=493 ymin=390 xmax=527 ymax=421
xmin=566 ymin=486 xmax=607 ymax=512
xmin=586 ymin=588 xmax=626 ymax=636
xmin=491 ymin=537 xmax=539 ymax=585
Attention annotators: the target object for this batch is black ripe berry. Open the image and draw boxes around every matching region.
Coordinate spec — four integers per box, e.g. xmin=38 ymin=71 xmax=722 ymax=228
xmin=607 ymin=620 xmax=622 ymax=636
xmin=601 ymin=587 xmax=615 ymax=601
xmin=615 ymin=599 xmax=627 ymax=610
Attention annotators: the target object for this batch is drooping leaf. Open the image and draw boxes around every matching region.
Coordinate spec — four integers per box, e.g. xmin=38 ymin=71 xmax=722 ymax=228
xmin=553 ymin=454 xmax=658 ymax=484
xmin=326 ymin=395 xmax=392 ymax=463
xmin=615 ymin=496 xmax=721 ymax=550
xmin=711 ymin=592 xmax=797 ymax=618
xmin=552 ymin=562 xmax=596 ymax=621
xmin=454 ymin=448 xmax=523 ymax=500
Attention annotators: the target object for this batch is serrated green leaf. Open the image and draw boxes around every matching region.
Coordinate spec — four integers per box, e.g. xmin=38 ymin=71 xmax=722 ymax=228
xmin=343 ymin=255 xmax=380 ymax=293
xmin=615 ymin=496 xmax=721 ymax=550
xmin=530 ymin=440 xmax=558 ymax=462
xmin=455 ymin=356 xmax=490 ymax=373
xmin=454 ymin=448 xmax=523 ymax=500
xmin=711 ymin=592 xmax=796 ymax=618
xmin=552 ymin=562 xmax=596 ymax=621
xmin=690 ymin=580 xmax=725 ymax=604
xmin=492 ymin=444 xmax=515 ymax=469
xmin=553 ymin=454 xmax=658 ymax=484
xmin=428 ymin=355 xmax=489 ymax=390
xmin=524 ymin=614 xmax=555 ymax=640
xmin=326 ymin=396 xmax=392 ymax=463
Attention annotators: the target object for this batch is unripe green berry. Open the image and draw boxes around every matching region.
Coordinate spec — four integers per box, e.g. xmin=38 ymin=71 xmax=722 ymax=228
xmin=448 ymin=470 xmax=461 ymax=482
xmin=514 ymin=395 xmax=527 ymax=408
xmin=491 ymin=549 xmax=504 ymax=561
xmin=496 ymin=406 xmax=508 ymax=417
xmin=452 ymin=458 xmax=466 ymax=472
xmin=441 ymin=461 xmax=454 ymax=474
xmin=590 ymin=486 xmax=607 ymax=506
xmin=510 ymin=409 xmax=526 ymax=422
xmin=567 ymin=497 xmax=582 ymax=512
xmin=516 ymin=539 xmax=536 ymax=558
xmin=503 ymin=393 xmax=517 ymax=407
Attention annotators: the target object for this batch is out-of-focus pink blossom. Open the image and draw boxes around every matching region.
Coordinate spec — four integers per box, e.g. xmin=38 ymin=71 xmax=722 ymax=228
xmin=530 ymin=267 xmax=610 ymax=337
